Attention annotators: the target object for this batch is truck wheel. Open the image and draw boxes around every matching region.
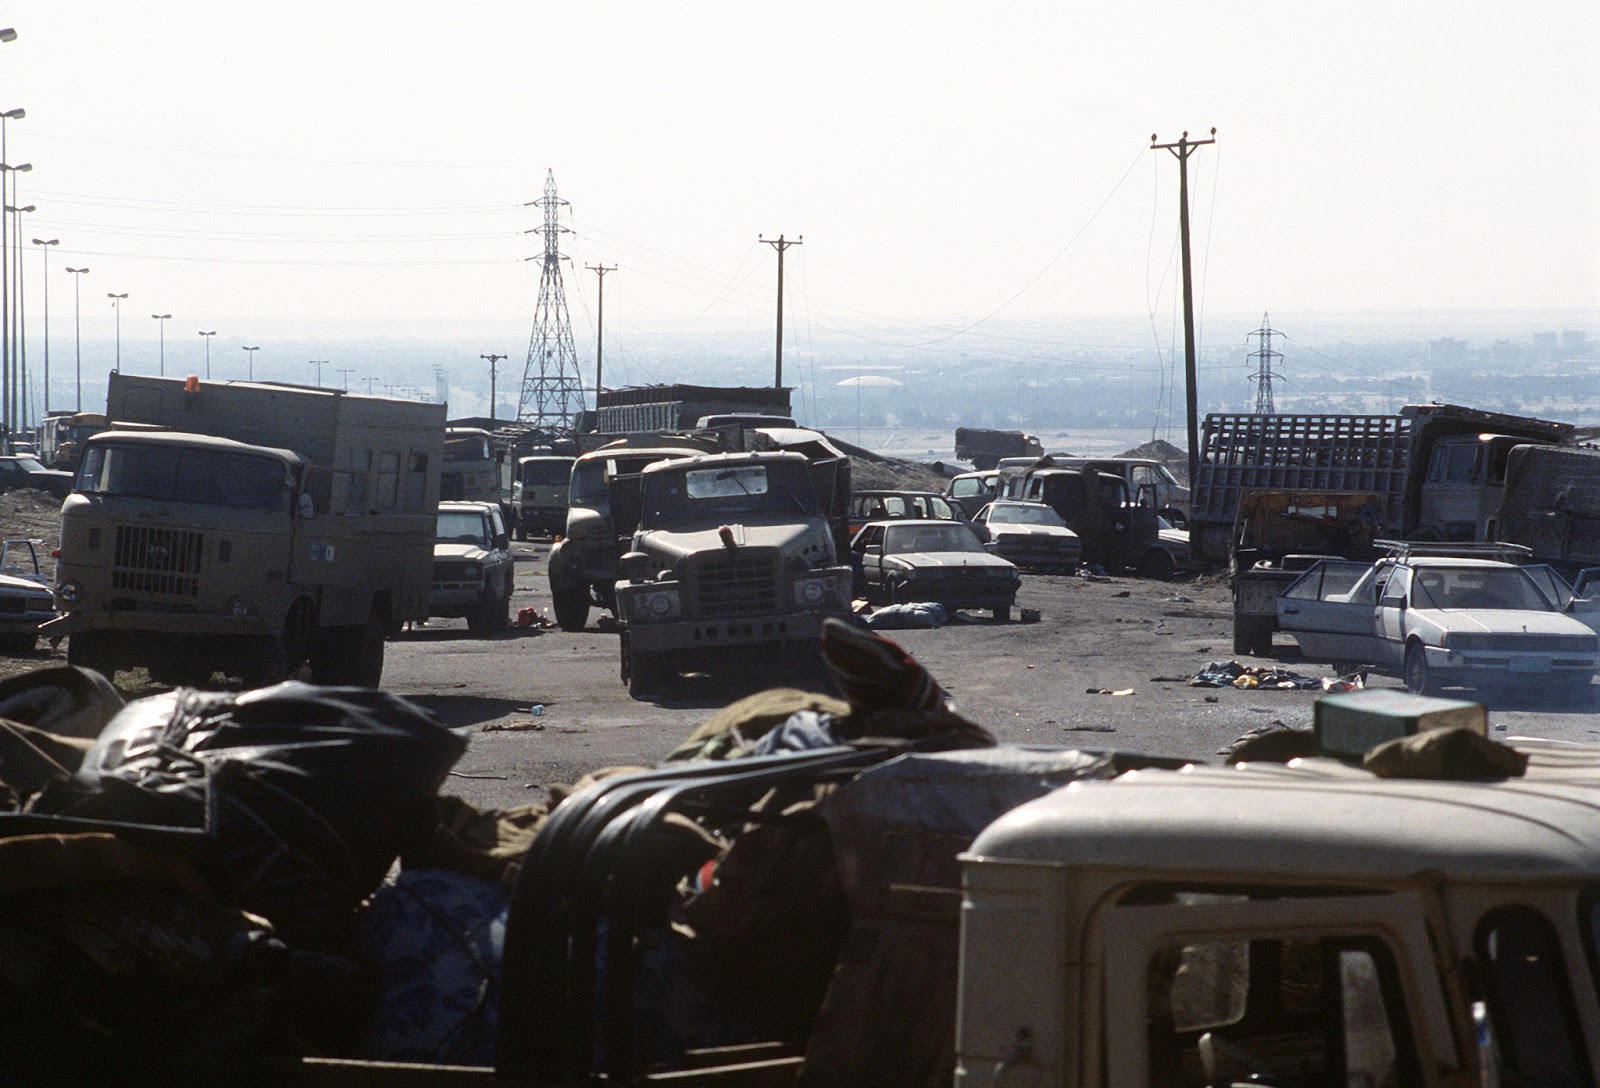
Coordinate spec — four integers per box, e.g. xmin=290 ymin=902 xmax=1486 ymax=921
xmin=1404 ymin=644 xmax=1438 ymax=696
xmin=242 ymin=636 xmax=290 ymax=689
xmin=1233 ymin=616 xmax=1268 ymax=657
xmin=1231 ymin=625 xmax=1252 ymax=657
xmin=350 ymin=618 xmax=386 ymax=687
xmin=626 ymin=648 xmax=670 ymax=698
xmin=551 ymin=575 xmax=589 ymax=632
xmin=514 ymin=523 xmax=527 ymax=542
xmin=1250 ymin=628 xmax=1275 ymax=657
xmin=992 ymin=604 xmax=1011 ymax=622
xmin=67 ymin=631 xmax=115 ymax=681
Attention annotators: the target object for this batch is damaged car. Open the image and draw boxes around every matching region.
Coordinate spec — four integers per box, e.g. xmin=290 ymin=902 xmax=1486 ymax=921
xmin=849 ymin=518 xmax=1020 ymax=620
xmin=0 ymin=538 xmax=55 ymax=652
xmin=1277 ymin=554 xmax=1598 ymax=702
xmin=969 ymin=500 xmax=1080 ymax=571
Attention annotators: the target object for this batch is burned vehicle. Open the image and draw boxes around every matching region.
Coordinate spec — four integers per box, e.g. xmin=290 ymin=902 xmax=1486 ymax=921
xmin=428 ymin=501 xmax=514 ymax=635
xmin=849 ymin=518 xmax=1020 ymax=620
xmin=546 ymin=437 xmax=712 ymax=632
xmin=846 ymin=489 xmax=965 ymax=538
xmin=0 ymin=538 xmax=55 ymax=652
xmin=1278 ymin=553 xmax=1598 ymax=702
xmin=611 ymin=450 xmax=853 ymax=696
xmin=969 ymin=499 xmax=1080 ymax=571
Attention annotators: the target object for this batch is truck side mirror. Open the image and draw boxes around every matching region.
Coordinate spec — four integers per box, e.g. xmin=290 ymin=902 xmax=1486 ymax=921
xmin=495 ymin=533 xmax=510 ymax=550
xmin=298 ymin=492 xmax=316 ymax=519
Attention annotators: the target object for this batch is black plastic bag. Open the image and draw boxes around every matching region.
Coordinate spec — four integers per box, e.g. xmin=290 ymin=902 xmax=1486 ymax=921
xmin=35 ymin=682 xmax=468 ymax=947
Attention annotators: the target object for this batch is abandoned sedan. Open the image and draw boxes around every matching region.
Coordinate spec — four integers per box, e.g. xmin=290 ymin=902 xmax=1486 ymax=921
xmin=850 ymin=519 xmax=1020 ymax=620
xmin=1277 ymin=555 xmax=1598 ymax=702
xmin=0 ymin=539 xmax=55 ymax=652
xmin=970 ymin=500 xmax=1080 ymax=571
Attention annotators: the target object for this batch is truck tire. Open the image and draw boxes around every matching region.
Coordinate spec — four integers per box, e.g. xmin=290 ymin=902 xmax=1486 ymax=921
xmin=350 ymin=618 xmax=386 ymax=687
xmin=551 ymin=574 xmax=589 ymax=632
xmin=1138 ymin=547 xmax=1177 ymax=581
xmin=308 ymin=618 xmax=385 ymax=687
xmin=67 ymin=631 xmax=115 ymax=681
xmin=242 ymin=636 xmax=290 ymax=689
xmin=992 ymin=604 xmax=1011 ymax=622
xmin=467 ymin=586 xmax=511 ymax=636
xmin=621 ymin=631 xmax=670 ymax=697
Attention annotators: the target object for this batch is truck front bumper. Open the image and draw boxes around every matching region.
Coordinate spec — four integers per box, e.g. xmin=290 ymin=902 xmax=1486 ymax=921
xmin=624 ymin=608 xmax=839 ymax=655
xmin=40 ymin=609 xmax=279 ymax=640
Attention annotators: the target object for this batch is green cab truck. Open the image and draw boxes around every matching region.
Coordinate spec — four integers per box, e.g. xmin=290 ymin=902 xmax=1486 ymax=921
xmin=45 ymin=374 xmax=444 ymax=687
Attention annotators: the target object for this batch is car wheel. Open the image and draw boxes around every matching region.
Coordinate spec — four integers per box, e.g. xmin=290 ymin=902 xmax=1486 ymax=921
xmin=1138 ymin=547 xmax=1177 ymax=581
xmin=992 ymin=604 xmax=1011 ymax=622
xmin=1404 ymin=643 xmax=1438 ymax=696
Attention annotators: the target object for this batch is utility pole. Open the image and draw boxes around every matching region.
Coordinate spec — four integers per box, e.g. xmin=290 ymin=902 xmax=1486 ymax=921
xmin=336 ymin=367 xmax=354 ymax=392
xmin=1247 ymin=312 xmax=1283 ymax=415
xmin=479 ymin=353 xmax=506 ymax=423
xmin=1150 ymin=128 xmax=1215 ymax=488
xmin=758 ymin=234 xmax=801 ymax=389
xmin=308 ymin=358 xmax=327 ymax=386
xmin=586 ymin=263 xmax=614 ymax=400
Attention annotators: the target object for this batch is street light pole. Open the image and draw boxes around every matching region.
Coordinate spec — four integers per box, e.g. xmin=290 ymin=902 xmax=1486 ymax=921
xmin=480 ymin=353 xmax=506 ymax=423
xmin=107 ymin=293 xmax=128 ymax=373
xmin=242 ymin=345 xmax=258 ymax=380
xmin=198 ymin=330 xmax=215 ymax=379
xmin=9 ymin=203 xmax=33 ymax=431
xmin=30 ymin=238 xmax=56 ymax=413
xmin=150 ymin=313 xmax=171 ymax=376
xmin=66 ymin=267 xmax=88 ymax=411
xmin=0 ymin=109 xmax=24 ymax=449
xmin=308 ymin=358 xmax=327 ymax=386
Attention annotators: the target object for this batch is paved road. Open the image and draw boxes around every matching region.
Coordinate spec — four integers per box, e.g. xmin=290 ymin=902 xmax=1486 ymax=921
xmin=389 ymin=540 xmax=1600 ymax=812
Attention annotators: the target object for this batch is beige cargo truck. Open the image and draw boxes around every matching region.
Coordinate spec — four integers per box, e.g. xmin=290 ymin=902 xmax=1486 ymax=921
xmin=45 ymin=374 xmax=444 ymax=687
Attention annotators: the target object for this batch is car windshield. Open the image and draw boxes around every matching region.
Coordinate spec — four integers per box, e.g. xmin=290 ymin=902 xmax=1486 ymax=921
xmin=436 ymin=510 xmax=489 ymax=545
xmin=1411 ymin=567 xmax=1556 ymax=611
xmin=988 ymin=504 xmax=1064 ymax=527
xmin=11 ymin=456 xmax=46 ymax=473
xmin=885 ymin=522 xmax=985 ymax=554
xmin=76 ymin=442 xmax=292 ymax=511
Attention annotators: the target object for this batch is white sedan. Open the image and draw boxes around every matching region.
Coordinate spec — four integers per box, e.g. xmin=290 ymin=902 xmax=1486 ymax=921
xmin=1277 ymin=556 xmax=1598 ymax=702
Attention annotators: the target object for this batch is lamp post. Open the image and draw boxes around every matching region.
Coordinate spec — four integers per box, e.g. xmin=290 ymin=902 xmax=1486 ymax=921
xmin=0 ymin=158 xmax=27 ymax=448
xmin=198 ymin=330 xmax=215 ymax=379
xmin=66 ymin=267 xmax=88 ymax=411
xmin=31 ymin=238 xmax=56 ymax=413
xmin=308 ymin=358 xmax=326 ymax=386
xmin=107 ymin=293 xmax=128 ymax=374
xmin=150 ymin=313 xmax=171 ymax=376
xmin=9 ymin=203 xmax=33 ymax=431
xmin=242 ymin=345 xmax=258 ymax=380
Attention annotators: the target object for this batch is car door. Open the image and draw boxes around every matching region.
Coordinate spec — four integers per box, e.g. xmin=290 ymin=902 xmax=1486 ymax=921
xmin=1278 ymin=560 xmax=1385 ymax=664
xmin=851 ymin=524 xmax=887 ymax=598
xmin=1374 ymin=565 xmax=1413 ymax=670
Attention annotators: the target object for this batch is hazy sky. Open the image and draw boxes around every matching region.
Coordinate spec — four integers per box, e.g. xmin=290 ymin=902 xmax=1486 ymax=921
xmin=5 ymin=1 xmax=1597 ymax=362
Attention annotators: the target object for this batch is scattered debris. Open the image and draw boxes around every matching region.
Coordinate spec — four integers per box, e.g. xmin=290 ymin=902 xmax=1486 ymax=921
xmin=1085 ymin=687 xmax=1135 ymax=696
xmin=1188 ymin=659 xmax=1323 ymax=691
xmin=483 ymin=720 xmax=545 ymax=732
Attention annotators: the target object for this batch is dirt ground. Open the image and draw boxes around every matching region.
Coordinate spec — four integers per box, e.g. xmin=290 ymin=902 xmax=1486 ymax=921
xmin=6 ymin=485 xmax=1599 ymax=814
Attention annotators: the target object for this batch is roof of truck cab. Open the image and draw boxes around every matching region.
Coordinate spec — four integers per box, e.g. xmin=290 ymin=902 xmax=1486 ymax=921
xmin=84 ymin=429 xmax=305 ymax=464
xmin=967 ymin=743 xmax=1600 ymax=882
xmin=639 ymin=449 xmax=809 ymax=474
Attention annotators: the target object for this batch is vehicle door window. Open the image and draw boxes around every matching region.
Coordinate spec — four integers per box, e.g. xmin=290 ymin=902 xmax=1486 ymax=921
xmin=1380 ymin=568 xmax=1410 ymax=607
xmin=1479 ymin=907 xmax=1592 ymax=1086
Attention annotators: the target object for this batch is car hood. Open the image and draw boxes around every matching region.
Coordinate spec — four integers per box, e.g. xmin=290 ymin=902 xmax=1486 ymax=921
xmin=434 ymin=543 xmax=493 ymax=562
xmin=0 ymin=571 xmax=52 ymax=598
xmin=1421 ymin=608 xmax=1595 ymax=636
xmin=990 ymin=524 xmax=1078 ymax=541
xmin=893 ymin=551 xmax=1016 ymax=571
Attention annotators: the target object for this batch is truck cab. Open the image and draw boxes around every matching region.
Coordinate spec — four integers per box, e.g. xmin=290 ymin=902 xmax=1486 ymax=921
xmin=510 ymin=454 xmax=574 ymax=540
xmin=1006 ymin=460 xmax=1161 ymax=574
xmin=611 ymin=450 xmax=852 ymax=696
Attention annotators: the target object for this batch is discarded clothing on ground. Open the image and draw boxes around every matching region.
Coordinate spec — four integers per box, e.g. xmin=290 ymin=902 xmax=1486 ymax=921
xmin=1188 ymin=659 xmax=1323 ymax=690
xmin=863 ymin=601 xmax=947 ymax=629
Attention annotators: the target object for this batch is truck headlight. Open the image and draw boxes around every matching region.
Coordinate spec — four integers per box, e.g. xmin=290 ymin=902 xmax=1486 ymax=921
xmin=631 ymin=588 xmax=680 ymax=620
xmin=229 ymin=595 xmax=261 ymax=618
xmin=56 ymin=580 xmax=82 ymax=604
xmin=794 ymin=574 xmax=845 ymax=609
xmin=462 ymin=562 xmax=481 ymax=579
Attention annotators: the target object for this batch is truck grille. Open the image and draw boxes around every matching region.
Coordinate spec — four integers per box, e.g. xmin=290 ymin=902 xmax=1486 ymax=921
xmin=433 ymin=560 xmax=475 ymax=583
xmin=690 ymin=550 xmax=778 ymax=617
xmin=1451 ymin=632 xmax=1597 ymax=654
xmin=111 ymin=525 xmax=203 ymax=597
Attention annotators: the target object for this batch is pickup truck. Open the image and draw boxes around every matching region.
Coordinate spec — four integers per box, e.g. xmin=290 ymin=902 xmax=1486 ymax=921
xmin=1277 ymin=552 xmax=1599 ymax=702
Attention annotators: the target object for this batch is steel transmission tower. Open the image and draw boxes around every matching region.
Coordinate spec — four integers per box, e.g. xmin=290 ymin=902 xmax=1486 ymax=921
xmin=517 ymin=170 xmax=585 ymax=432
xmin=1246 ymin=312 xmax=1283 ymax=415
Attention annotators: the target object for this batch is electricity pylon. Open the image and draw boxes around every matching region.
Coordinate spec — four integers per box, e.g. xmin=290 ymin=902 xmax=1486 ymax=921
xmin=517 ymin=170 xmax=585 ymax=431
xmin=1247 ymin=312 xmax=1283 ymax=415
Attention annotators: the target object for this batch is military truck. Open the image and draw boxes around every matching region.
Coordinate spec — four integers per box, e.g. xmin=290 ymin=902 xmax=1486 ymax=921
xmin=510 ymin=453 xmax=575 ymax=540
xmin=611 ymin=448 xmax=854 ymax=696
xmin=443 ymin=425 xmax=516 ymax=533
xmin=45 ymin=374 xmax=443 ymax=687
xmin=1491 ymin=442 xmax=1600 ymax=576
xmin=1229 ymin=488 xmax=1386 ymax=655
xmin=1000 ymin=456 xmax=1165 ymax=574
xmin=1190 ymin=403 xmax=1580 ymax=564
xmin=954 ymin=425 xmax=1043 ymax=470
xmin=546 ymin=435 xmax=718 ymax=631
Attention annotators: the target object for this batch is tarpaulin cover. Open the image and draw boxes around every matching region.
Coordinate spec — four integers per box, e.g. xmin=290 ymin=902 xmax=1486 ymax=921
xmin=34 ymin=681 xmax=468 ymax=946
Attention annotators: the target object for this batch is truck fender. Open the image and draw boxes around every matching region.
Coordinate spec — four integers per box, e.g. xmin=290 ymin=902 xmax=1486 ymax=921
xmin=548 ymin=538 xmax=575 ymax=580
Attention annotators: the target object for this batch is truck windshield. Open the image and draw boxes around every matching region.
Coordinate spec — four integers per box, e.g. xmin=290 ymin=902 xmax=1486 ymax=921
xmin=521 ymin=459 xmax=572 ymax=485
xmin=642 ymin=461 xmax=816 ymax=526
xmin=77 ymin=443 xmax=292 ymax=512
